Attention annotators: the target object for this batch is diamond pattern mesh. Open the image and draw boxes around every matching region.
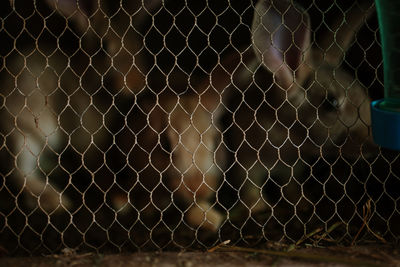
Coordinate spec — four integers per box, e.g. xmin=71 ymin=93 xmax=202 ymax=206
xmin=0 ymin=0 xmax=398 ymax=255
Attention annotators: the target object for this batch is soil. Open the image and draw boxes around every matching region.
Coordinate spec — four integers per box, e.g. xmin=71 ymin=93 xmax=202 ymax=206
xmin=0 ymin=244 xmax=399 ymax=267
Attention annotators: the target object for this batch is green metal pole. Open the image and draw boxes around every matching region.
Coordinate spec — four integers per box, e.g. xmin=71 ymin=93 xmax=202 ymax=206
xmin=375 ymin=0 xmax=400 ymax=111
xmin=371 ymin=0 xmax=400 ymax=150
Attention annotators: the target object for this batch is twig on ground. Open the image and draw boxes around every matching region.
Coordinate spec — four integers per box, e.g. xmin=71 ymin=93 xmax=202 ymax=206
xmin=207 ymin=240 xmax=231 ymax=253
xmin=352 ymin=199 xmax=386 ymax=245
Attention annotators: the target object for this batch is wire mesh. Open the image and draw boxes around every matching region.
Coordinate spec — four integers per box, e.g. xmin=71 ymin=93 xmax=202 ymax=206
xmin=0 ymin=0 xmax=398 ymax=255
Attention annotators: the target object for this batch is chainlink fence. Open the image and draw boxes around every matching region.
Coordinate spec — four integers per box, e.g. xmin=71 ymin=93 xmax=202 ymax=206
xmin=0 ymin=0 xmax=398 ymax=255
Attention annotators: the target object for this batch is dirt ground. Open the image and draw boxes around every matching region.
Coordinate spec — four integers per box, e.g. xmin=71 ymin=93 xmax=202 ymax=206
xmin=0 ymin=244 xmax=399 ymax=267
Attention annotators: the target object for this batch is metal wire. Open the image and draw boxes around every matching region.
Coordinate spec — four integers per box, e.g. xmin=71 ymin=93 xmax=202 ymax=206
xmin=0 ymin=0 xmax=397 ymax=255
